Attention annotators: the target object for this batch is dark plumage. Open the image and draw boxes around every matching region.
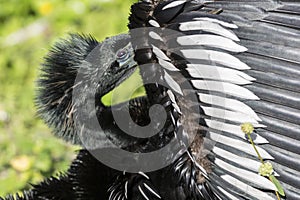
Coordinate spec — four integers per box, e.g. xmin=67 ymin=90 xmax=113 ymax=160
xmin=3 ymin=0 xmax=300 ymax=199
xmin=37 ymin=34 xmax=100 ymax=143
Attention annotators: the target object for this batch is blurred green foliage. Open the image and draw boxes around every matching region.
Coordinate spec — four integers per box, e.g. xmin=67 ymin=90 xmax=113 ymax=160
xmin=0 ymin=0 xmax=136 ymax=196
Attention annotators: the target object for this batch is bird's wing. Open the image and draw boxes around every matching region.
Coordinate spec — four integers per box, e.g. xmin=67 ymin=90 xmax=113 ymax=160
xmin=128 ymin=0 xmax=300 ymax=199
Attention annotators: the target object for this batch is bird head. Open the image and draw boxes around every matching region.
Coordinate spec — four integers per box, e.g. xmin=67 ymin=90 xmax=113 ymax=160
xmin=37 ymin=34 xmax=137 ymax=146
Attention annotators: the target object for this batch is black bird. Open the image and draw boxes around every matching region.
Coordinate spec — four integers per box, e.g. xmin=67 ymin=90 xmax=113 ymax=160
xmin=2 ymin=0 xmax=300 ymax=200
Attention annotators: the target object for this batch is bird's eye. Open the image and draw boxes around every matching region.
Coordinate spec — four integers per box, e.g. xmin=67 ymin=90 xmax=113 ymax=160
xmin=116 ymin=49 xmax=129 ymax=62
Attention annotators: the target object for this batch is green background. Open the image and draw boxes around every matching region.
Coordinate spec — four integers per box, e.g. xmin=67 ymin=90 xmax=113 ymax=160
xmin=0 ymin=0 xmax=136 ymax=196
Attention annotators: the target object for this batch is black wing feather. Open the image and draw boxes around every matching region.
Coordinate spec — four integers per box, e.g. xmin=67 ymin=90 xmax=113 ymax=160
xmin=129 ymin=0 xmax=300 ymax=199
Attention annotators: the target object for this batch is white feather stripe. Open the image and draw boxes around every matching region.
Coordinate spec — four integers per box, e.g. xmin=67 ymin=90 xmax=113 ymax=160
xmin=215 ymin=158 xmax=277 ymax=191
xmin=167 ymin=90 xmax=182 ymax=114
xmin=149 ymin=31 xmax=163 ymax=41
xmin=138 ymin=171 xmax=149 ymax=179
xmin=177 ymin=35 xmax=247 ymax=52
xmin=193 ymin=17 xmax=238 ymax=29
xmin=213 ymin=147 xmax=262 ymax=173
xmin=181 ymin=49 xmax=250 ymax=70
xmin=186 ymin=150 xmax=208 ymax=177
xmin=214 ymin=146 xmax=280 ymax=175
xmin=187 ymin=64 xmax=255 ymax=81
xmin=162 ymin=0 xmax=186 ymax=10
xmin=208 ymin=132 xmax=273 ymax=159
xmin=173 ymin=102 xmax=182 ymax=114
xmin=108 ymin=189 xmax=114 ymax=200
xmin=202 ymin=106 xmax=259 ymax=124
xmin=220 ymin=175 xmax=275 ymax=200
xmin=143 ymin=183 xmax=161 ymax=199
xmin=164 ymin=70 xmax=183 ymax=95
xmin=214 ymin=193 xmax=222 ymax=200
xmin=149 ymin=20 xmax=160 ymax=27
xmin=179 ymin=21 xmax=239 ymax=41
xmin=198 ymin=93 xmax=261 ymax=121
xmin=158 ymin=57 xmax=179 ymax=71
xmin=167 ymin=90 xmax=176 ymax=103
xmin=125 ymin=181 xmax=128 ymax=199
xmin=216 ymin=187 xmax=240 ymax=200
xmin=187 ymin=66 xmax=253 ymax=85
xmin=138 ymin=186 xmax=150 ymax=200
xmin=254 ymin=123 xmax=267 ymax=128
xmin=152 ymin=45 xmax=171 ymax=61
xmin=191 ymin=80 xmax=259 ymax=100
xmin=206 ymin=119 xmax=268 ymax=144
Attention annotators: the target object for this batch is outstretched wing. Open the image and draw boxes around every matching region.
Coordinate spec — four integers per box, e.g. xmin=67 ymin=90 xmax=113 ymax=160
xmin=129 ymin=0 xmax=300 ymax=199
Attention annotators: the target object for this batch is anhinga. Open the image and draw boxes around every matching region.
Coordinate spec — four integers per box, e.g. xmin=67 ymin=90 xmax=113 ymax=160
xmin=1 ymin=0 xmax=300 ymax=200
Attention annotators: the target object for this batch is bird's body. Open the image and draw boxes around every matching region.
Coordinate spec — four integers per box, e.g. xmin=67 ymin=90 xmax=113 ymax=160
xmin=2 ymin=0 xmax=300 ymax=200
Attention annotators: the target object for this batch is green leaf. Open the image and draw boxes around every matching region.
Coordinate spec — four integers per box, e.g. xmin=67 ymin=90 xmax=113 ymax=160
xmin=269 ymin=175 xmax=285 ymax=196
